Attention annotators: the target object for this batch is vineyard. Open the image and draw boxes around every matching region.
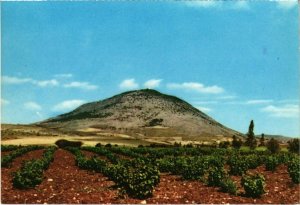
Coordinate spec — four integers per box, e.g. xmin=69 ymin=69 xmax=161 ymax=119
xmin=1 ymin=144 xmax=300 ymax=204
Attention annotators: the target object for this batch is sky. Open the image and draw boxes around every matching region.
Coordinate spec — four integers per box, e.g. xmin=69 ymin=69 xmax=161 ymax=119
xmin=1 ymin=1 xmax=299 ymax=137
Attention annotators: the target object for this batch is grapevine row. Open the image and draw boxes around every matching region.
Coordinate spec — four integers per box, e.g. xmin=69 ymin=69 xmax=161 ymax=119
xmin=1 ymin=145 xmax=44 ymax=167
xmin=66 ymin=147 xmax=160 ymax=199
xmin=13 ymin=146 xmax=57 ymax=189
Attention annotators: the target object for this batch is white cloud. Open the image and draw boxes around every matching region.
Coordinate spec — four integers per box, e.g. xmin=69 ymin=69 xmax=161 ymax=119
xmin=195 ymin=106 xmax=212 ymax=113
xmin=2 ymin=75 xmax=59 ymax=87
xmin=2 ymin=76 xmax=32 ymax=84
xmin=261 ymin=104 xmax=299 ymax=118
xmin=167 ymin=82 xmax=224 ymax=94
xmin=217 ymin=95 xmax=237 ymax=100
xmin=24 ymin=101 xmax=42 ymax=111
xmin=64 ymin=81 xmax=98 ymax=90
xmin=194 ymin=100 xmax=218 ymax=105
xmin=278 ymin=99 xmax=299 ymax=104
xmin=52 ymin=99 xmax=86 ymax=112
xmin=1 ymin=98 xmax=10 ymax=106
xmin=232 ymin=1 xmax=250 ymax=10
xmin=119 ymin=78 xmax=139 ymax=90
xmin=183 ymin=1 xmax=250 ymax=10
xmin=276 ymin=0 xmax=298 ymax=9
xmin=33 ymin=79 xmax=59 ymax=87
xmin=144 ymin=79 xmax=162 ymax=89
xmin=36 ymin=111 xmax=43 ymax=119
xmin=54 ymin=73 xmax=73 ymax=78
xmin=184 ymin=1 xmax=218 ymax=8
xmin=246 ymin=99 xmax=273 ymax=105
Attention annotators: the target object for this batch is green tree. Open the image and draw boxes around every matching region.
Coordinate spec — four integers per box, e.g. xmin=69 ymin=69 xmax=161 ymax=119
xmin=219 ymin=141 xmax=230 ymax=149
xmin=259 ymin=133 xmax=265 ymax=147
xmin=245 ymin=120 xmax=257 ymax=149
xmin=267 ymin=138 xmax=280 ymax=154
xmin=288 ymin=138 xmax=300 ymax=154
xmin=232 ymin=135 xmax=242 ymax=149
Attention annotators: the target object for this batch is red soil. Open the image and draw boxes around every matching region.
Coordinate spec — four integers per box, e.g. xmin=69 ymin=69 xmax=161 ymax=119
xmin=81 ymin=150 xmax=108 ymax=161
xmin=1 ymin=149 xmax=300 ymax=204
xmin=1 ymin=149 xmax=118 ymax=204
xmin=1 ymin=151 xmax=13 ymax=157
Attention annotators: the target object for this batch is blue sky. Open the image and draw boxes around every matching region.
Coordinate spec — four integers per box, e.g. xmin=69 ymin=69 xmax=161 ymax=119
xmin=1 ymin=1 xmax=299 ymax=137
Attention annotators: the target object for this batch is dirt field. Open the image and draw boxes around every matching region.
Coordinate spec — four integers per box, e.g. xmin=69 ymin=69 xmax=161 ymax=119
xmin=1 ymin=149 xmax=300 ymax=204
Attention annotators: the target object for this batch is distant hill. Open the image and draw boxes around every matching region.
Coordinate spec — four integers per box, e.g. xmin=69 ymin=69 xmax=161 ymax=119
xmin=38 ymin=89 xmax=243 ymax=142
xmin=255 ymin=134 xmax=295 ymax=142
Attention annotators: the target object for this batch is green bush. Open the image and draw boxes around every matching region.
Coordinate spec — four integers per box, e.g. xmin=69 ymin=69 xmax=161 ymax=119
xmin=1 ymin=145 xmax=43 ymax=167
xmin=220 ymin=178 xmax=238 ymax=195
xmin=219 ymin=141 xmax=230 ymax=149
xmin=119 ymin=159 xmax=160 ymax=199
xmin=241 ymin=174 xmax=266 ymax=198
xmin=181 ymin=157 xmax=209 ymax=180
xmin=207 ymin=166 xmax=225 ymax=186
xmin=55 ymin=139 xmax=82 ymax=148
xmin=66 ymin=147 xmax=160 ymax=199
xmin=228 ymin=156 xmax=249 ymax=176
xmin=246 ymin=154 xmax=261 ymax=169
xmin=266 ymin=138 xmax=280 ymax=154
xmin=288 ymin=138 xmax=300 ymax=154
xmin=13 ymin=160 xmax=44 ymax=189
xmin=1 ymin=145 xmax=21 ymax=151
xmin=265 ymin=156 xmax=279 ymax=172
xmin=288 ymin=157 xmax=300 ymax=184
xmin=13 ymin=147 xmax=57 ymax=189
xmin=232 ymin=135 xmax=242 ymax=149
xmin=157 ymin=158 xmax=174 ymax=173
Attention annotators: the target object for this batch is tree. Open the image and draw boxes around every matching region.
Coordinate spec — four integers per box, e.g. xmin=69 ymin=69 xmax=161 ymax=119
xmin=288 ymin=138 xmax=300 ymax=153
xmin=259 ymin=133 xmax=265 ymax=147
xmin=245 ymin=120 xmax=257 ymax=149
xmin=219 ymin=141 xmax=230 ymax=149
xmin=267 ymin=138 xmax=280 ymax=154
xmin=232 ymin=135 xmax=242 ymax=149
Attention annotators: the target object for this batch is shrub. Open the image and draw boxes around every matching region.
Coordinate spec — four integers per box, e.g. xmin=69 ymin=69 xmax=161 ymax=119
xmin=207 ymin=167 xmax=226 ymax=186
xmin=13 ymin=160 xmax=44 ymax=189
xmin=241 ymin=174 xmax=266 ymax=198
xmin=13 ymin=147 xmax=57 ymax=189
xmin=220 ymin=178 xmax=238 ymax=195
xmin=67 ymin=147 xmax=160 ymax=199
xmin=181 ymin=157 xmax=209 ymax=180
xmin=1 ymin=145 xmax=21 ymax=151
xmin=267 ymin=138 xmax=280 ymax=154
xmin=148 ymin=118 xmax=163 ymax=126
xmin=219 ymin=141 xmax=230 ymax=149
xmin=228 ymin=156 xmax=249 ymax=176
xmin=208 ymin=156 xmax=225 ymax=169
xmin=288 ymin=157 xmax=300 ymax=184
xmin=232 ymin=135 xmax=242 ymax=149
xmin=265 ymin=156 xmax=279 ymax=172
xmin=55 ymin=139 xmax=82 ymax=148
xmin=1 ymin=146 xmax=43 ymax=167
xmin=157 ymin=158 xmax=174 ymax=173
xmin=105 ymin=143 xmax=112 ymax=148
xmin=259 ymin=134 xmax=265 ymax=147
xmin=246 ymin=154 xmax=261 ymax=169
xmin=288 ymin=138 xmax=300 ymax=154
xmin=113 ymin=159 xmax=160 ymax=199
xmin=95 ymin=143 xmax=102 ymax=147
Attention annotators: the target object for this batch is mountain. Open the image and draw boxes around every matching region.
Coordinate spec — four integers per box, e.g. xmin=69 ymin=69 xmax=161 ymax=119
xmin=255 ymin=134 xmax=294 ymax=142
xmin=39 ymin=89 xmax=243 ymax=142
